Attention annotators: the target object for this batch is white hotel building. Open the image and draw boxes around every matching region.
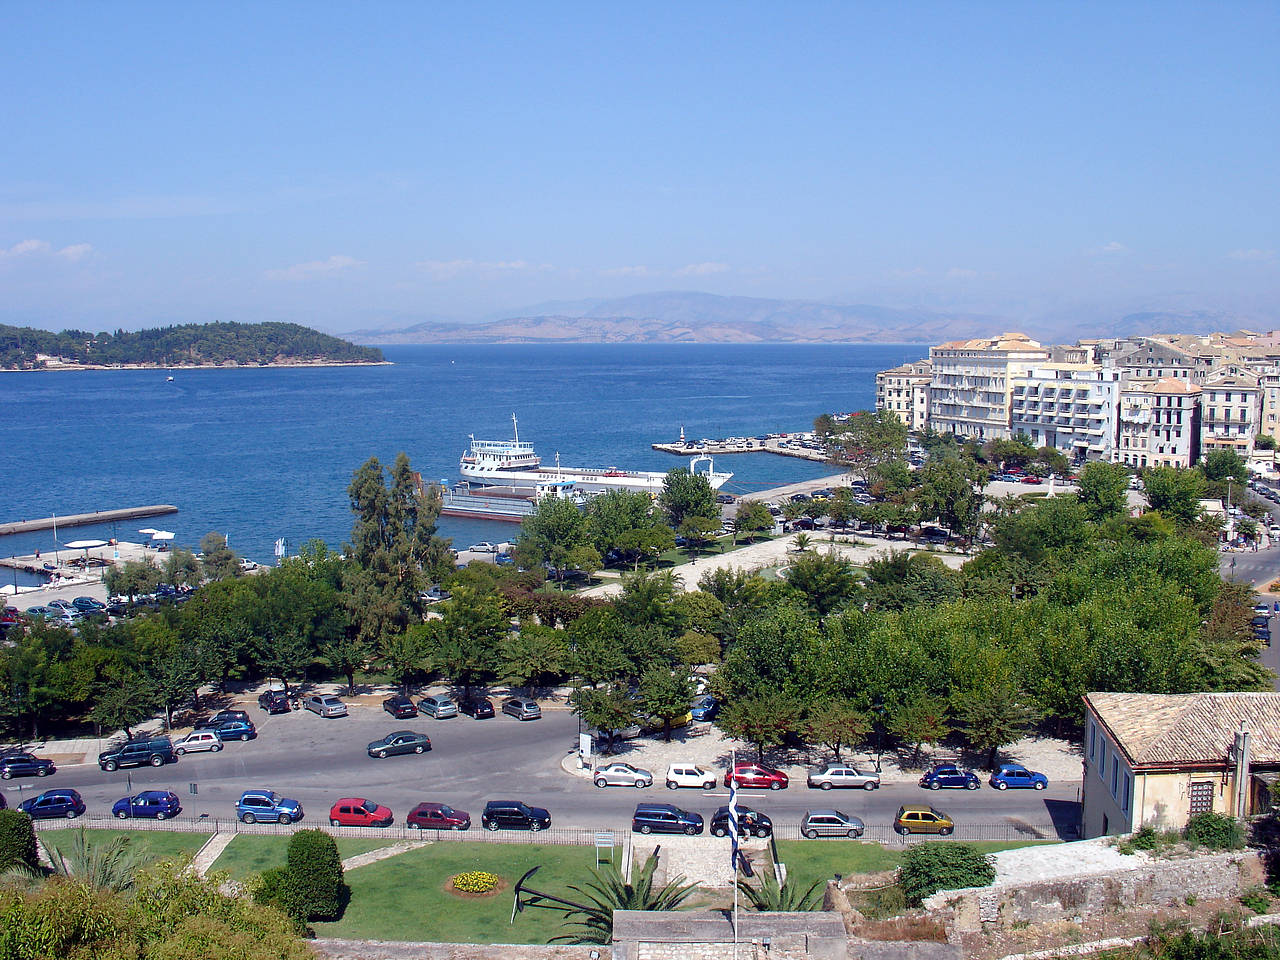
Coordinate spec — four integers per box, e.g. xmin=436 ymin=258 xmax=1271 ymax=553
xmin=1008 ymin=363 xmax=1123 ymax=462
xmin=927 ymin=333 xmax=1050 ymax=441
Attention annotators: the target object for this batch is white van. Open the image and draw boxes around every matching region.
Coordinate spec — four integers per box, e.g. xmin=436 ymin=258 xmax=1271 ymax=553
xmin=665 ymin=763 xmax=717 ymax=790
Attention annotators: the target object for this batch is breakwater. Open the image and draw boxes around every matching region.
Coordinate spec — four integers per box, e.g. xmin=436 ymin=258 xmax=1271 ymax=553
xmin=0 ymin=505 xmax=178 ymax=537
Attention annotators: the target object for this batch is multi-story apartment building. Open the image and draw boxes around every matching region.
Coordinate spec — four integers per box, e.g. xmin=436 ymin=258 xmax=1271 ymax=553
xmin=874 ymin=360 xmax=931 ymax=431
xmin=1008 ymin=363 xmax=1123 ymax=462
xmin=1200 ymin=371 xmax=1263 ymax=458
xmin=1102 ymin=336 xmax=1223 ymax=383
xmin=928 ymin=333 xmax=1050 ymax=440
xmin=1115 ymin=377 xmax=1202 ymax=469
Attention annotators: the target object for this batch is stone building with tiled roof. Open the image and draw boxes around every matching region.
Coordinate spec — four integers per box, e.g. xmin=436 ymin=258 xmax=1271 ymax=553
xmin=1082 ymin=691 xmax=1280 ymax=838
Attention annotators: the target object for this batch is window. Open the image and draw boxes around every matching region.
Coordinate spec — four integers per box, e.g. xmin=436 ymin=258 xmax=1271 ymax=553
xmin=1099 ymin=744 xmax=1108 ymax=780
xmin=1123 ymin=774 xmax=1132 ymax=813
xmin=1111 ymin=762 xmax=1120 ymax=799
xmin=1189 ymin=780 xmax=1214 ymax=814
xmin=1089 ymin=722 xmax=1096 ymax=760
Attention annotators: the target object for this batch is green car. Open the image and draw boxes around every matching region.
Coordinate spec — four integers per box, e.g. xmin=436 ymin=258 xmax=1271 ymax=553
xmin=367 ymin=730 xmax=432 ymax=759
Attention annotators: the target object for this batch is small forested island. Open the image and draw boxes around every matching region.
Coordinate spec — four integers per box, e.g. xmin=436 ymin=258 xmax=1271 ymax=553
xmin=0 ymin=321 xmax=385 ymax=369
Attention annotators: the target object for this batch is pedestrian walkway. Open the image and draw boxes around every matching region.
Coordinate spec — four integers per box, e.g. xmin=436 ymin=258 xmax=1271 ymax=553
xmin=633 ymin=834 xmax=769 ymax=889
xmin=190 ymin=831 xmax=237 ymax=876
xmin=341 ymin=839 xmax=430 ymax=871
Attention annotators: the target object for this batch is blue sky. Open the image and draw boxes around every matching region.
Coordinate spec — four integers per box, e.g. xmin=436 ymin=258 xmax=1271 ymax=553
xmin=1 ymin=2 xmax=1277 ymax=332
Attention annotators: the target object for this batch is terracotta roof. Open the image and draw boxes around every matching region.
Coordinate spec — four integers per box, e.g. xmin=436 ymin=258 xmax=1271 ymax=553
xmin=1124 ymin=377 xmax=1201 ymax=395
xmin=1086 ymin=692 xmax=1280 ymax=767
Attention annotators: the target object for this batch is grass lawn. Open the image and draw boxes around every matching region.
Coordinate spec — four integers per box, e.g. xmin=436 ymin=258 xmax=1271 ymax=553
xmin=40 ymin=828 xmax=209 ymax=864
xmin=311 ymin=842 xmax=599 ymax=944
xmin=210 ymin=835 xmax=393 ymax=881
xmin=775 ymin=839 xmax=1057 ymax=887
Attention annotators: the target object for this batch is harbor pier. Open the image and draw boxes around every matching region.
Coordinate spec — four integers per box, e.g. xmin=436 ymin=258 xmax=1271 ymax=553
xmin=0 ymin=505 xmax=178 ymax=537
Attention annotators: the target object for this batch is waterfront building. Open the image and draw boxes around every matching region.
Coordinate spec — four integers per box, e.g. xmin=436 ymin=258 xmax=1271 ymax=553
xmin=1115 ymin=377 xmax=1202 ymax=469
xmin=927 ymin=333 xmax=1050 ymax=440
xmin=874 ymin=359 xmax=931 ymax=431
xmin=1101 ymin=336 xmax=1218 ymax=383
xmin=1199 ymin=370 xmax=1263 ymax=458
xmin=1009 ymin=363 xmax=1122 ymax=462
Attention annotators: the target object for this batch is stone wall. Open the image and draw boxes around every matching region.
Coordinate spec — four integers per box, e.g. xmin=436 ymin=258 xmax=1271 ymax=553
xmin=927 ymin=850 xmax=1265 ymax=931
xmin=313 ymin=939 xmax=608 ymax=960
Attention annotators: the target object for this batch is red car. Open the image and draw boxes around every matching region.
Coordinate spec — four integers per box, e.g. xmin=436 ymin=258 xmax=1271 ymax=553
xmin=406 ymin=801 xmax=471 ymax=831
xmin=724 ymin=763 xmax=789 ymax=790
xmin=1020 ymin=475 xmax=1042 ymax=484
xmin=328 ymin=797 xmax=393 ymax=827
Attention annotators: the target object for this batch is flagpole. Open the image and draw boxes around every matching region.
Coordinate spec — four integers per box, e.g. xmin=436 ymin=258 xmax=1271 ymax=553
xmin=731 ymin=747 xmax=738 ymax=960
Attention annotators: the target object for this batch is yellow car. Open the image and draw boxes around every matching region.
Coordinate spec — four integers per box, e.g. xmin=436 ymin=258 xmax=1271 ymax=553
xmin=894 ymin=804 xmax=954 ymax=836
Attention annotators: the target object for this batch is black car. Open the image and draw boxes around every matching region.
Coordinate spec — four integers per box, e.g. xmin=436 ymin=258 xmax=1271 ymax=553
xmin=383 ymin=694 xmax=418 ymax=719
xmin=709 ymin=805 xmax=772 ymax=838
xmin=632 ymin=803 xmax=704 ymax=836
xmin=258 ymin=690 xmax=292 ymax=714
xmin=481 ymin=799 xmax=551 ymax=832
xmin=194 ymin=709 xmax=250 ymax=730
xmin=0 ymin=752 xmax=56 ymax=780
xmin=98 ymin=737 xmax=177 ymax=772
xmin=367 ymin=730 xmax=432 ymax=758
xmin=18 ymin=789 xmax=85 ymax=820
xmin=459 ymin=696 xmax=495 ymax=719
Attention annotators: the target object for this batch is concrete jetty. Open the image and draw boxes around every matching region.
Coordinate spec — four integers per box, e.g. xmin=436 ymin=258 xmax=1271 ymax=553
xmin=652 ymin=434 xmax=830 ymax=463
xmin=0 ymin=505 xmax=178 ymax=537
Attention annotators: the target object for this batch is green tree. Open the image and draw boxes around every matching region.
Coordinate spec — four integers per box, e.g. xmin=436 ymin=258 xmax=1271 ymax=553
xmin=888 ymin=694 xmax=952 ymax=767
xmin=554 ymin=851 xmax=697 ymax=944
xmin=199 ymin=532 xmax=242 ymax=581
xmin=898 ymin=843 xmax=995 ymax=904
xmin=378 ymin=624 xmax=431 ymax=694
xmin=162 ymin=548 xmax=202 ymax=591
xmin=658 ymin=468 xmax=718 ymax=529
xmin=585 ymin=489 xmax=664 ymax=556
xmin=500 ymin=624 xmax=567 ymax=693
xmin=0 ymin=810 xmax=38 ymax=872
xmin=45 ymin=829 xmax=150 ymax=893
xmin=285 ymin=829 xmax=346 ymax=922
xmin=822 ymin=410 xmax=908 ymax=483
xmin=1258 ymin=434 xmax=1278 ymax=451
xmin=783 ymin=549 xmax=856 ymax=617
xmin=804 ymin=699 xmax=871 ymax=760
xmin=571 ymin=684 xmax=639 ymax=752
xmin=717 ymin=692 xmax=802 ymax=761
xmin=1202 ymin=449 xmax=1249 ymax=483
xmin=1143 ymin=466 xmax=1207 ymax=525
xmin=1076 ymin=461 xmax=1131 ymax=521
xmin=614 ymin=570 xmax=681 ymax=633
xmin=615 ymin=526 xmax=676 ymax=570
xmin=320 ymin=635 xmax=367 ymax=697
xmin=89 ymin=667 xmax=156 ymax=740
xmin=567 ymin=609 xmax=634 ymax=686
xmin=914 ymin=457 xmax=986 ymax=540
xmin=637 ymin=667 xmax=696 ymax=741
xmin=677 ymin=515 xmax=720 ymax=557
xmin=104 ymin=558 xmax=162 ymax=603
xmin=952 ymin=681 xmax=1040 ymax=769
xmin=521 ymin=495 xmax=590 ymax=581
xmin=432 ymin=587 xmax=506 ymax=692
xmin=734 ymin=501 xmax=774 ymax=542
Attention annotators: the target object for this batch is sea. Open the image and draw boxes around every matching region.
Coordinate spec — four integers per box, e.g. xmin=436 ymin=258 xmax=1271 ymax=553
xmin=0 ymin=343 xmax=926 ymax=582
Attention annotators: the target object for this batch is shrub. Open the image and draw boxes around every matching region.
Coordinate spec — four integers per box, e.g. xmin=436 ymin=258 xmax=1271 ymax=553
xmin=898 ymin=843 xmax=995 ymax=905
xmin=1184 ymin=812 xmax=1245 ymax=850
xmin=284 ymin=829 xmax=345 ymax=921
xmin=252 ymin=865 xmax=306 ymax=922
xmin=1239 ymin=888 xmax=1270 ymax=915
xmin=0 ymin=810 xmax=39 ymax=872
xmin=452 ymin=871 xmax=500 ymax=893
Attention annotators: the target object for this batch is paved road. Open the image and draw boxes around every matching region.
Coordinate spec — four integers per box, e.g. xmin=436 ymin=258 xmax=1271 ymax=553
xmin=2 ymin=703 xmax=1078 ymax=836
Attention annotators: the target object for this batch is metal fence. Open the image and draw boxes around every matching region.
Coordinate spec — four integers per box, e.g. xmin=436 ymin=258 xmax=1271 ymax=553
xmin=769 ymin=821 xmax=1063 ymax=844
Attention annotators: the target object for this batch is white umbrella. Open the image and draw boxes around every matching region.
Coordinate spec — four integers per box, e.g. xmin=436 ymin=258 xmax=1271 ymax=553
xmin=65 ymin=539 xmax=109 ymax=549
xmin=138 ymin=528 xmax=159 ymax=536
xmin=150 ymin=531 xmax=175 ymax=541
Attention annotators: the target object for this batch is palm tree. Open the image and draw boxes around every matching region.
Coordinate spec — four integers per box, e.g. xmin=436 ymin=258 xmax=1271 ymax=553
xmin=737 ymin=870 xmax=824 ymax=912
xmin=49 ymin=829 xmax=150 ymax=893
xmin=793 ymin=533 xmax=812 ymax=553
xmin=554 ymin=851 xmax=697 ymax=944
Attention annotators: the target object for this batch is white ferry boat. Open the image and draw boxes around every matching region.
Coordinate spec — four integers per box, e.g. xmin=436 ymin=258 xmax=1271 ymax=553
xmin=460 ymin=416 xmax=732 ymax=495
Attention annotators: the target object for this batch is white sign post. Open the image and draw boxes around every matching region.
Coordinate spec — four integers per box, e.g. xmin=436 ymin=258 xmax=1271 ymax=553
xmin=578 ymin=732 xmax=592 ymax=770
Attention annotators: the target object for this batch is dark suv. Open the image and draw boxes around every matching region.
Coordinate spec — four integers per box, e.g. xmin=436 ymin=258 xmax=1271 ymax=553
xmin=0 ymin=752 xmax=56 ymax=780
xmin=632 ymin=803 xmax=704 ymax=836
xmin=98 ymin=737 xmax=177 ymax=772
xmin=481 ymin=799 xmax=551 ymax=832
xmin=258 ymin=690 xmax=292 ymax=714
xmin=709 ymin=805 xmax=772 ymax=838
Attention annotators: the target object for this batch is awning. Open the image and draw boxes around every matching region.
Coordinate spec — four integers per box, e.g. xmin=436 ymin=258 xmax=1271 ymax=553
xmin=64 ymin=539 xmax=109 ymax=549
xmin=138 ymin=528 xmax=159 ymax=535
xmin=150 ymin=531 xmax=175 ymax=541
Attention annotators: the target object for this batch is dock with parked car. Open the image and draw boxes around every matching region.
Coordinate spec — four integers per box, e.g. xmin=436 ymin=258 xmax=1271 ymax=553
xmin=652 ymin=432 xmax=830 ymax=463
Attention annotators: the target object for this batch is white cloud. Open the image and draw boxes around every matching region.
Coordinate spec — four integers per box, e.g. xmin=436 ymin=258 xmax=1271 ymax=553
xmin=1095 ymin=241 xmax=1129 ymax=255
xmin=946 ymin=267 xmax=977 ymax=279
xmin=1227 ymin=248 xmax=1276 ymax=262
xmin=0 ymin=238 xmax=93 ymax=262
xmin=56 ymin=243 xmax=93 ymax=262
xmin=266 ymin=254 xmax=363 ymax=280
xmin=674 ymin=261 xmax=730 ymax=277
xmin=600 ymin=265 xmax=652 ymax=278
xmin=415 ymin=259 xmax=552 ymax=282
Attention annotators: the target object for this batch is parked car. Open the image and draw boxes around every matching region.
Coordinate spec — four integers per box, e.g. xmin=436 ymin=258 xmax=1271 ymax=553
xmin=459 ymin=696 xmax=495 ymax=719
xmin=236 ymin=789 xmax=303 ymax=824
xmin=213 ymin=720 xmax=257 ymax=742
xmin=258 ymin=690 xmax=292 ymax=714
xmin=632 ymin=803 xmax=703 ymax=835
xmin=303 ymin=694 xmax=348 ymax=718
xmin=24 ymin=606 xmax=55 ymax=620
xmin=710 ymin=805 xmax=772 ymax=838
xmin=47 ymin=599 xmax=77 ymax=613
xmin=807 ymin=763 xmax=880 ymax=791
xmin=468 ymin=542 xmax=499 ymax=553
xmin=112 ymin=790 xmax=181 ymax=820
xmin=0 ymin=752 xmax=55 ymax=779
xmin=481 ymin=799 xmax=551 ymax=832
xmin=501 ymin=697 xmax=541 ymax=721
xmin=382 ymin=694 xmax=418 ymax=719
xmin=725 ymin=762 xmax=789 ymax=791
xmin=194 ymin=709 xmax=250 ymax=729
xmin=665 ymin=763 xmax=717 ymax=790
xmin=801 ymin=809 xmax=864 ymax=839
xmin=174 ymin=730 xmax=223 ymax=755
xmin=407 ymin=801 xmax=471 ymax=830
xmin=989 ymin=764 xmax=1049 ymax=790
xmin=329 ymin=797 xmax=394 ymax=827
xmin=367 ymin=730 xmax=432 ymax=758
xmin=894 ymin=804 xmax=954 ymax=835
xmin=19 ymin=789 xmax=85 ymax=820
xmin=418 ymin=695 xmax=459 ymax=719
xmin=918 ymin=762 xmax=980 ymax=790
xmin=98 ymin=737 xmax=176 ymax=772
xmin=689 ymin=695 xmax=719 ymax=721
xmin=594 ymin=762 xmax=654 ymax=788
xmin=71 ymin=596 xmax=107 ymax=614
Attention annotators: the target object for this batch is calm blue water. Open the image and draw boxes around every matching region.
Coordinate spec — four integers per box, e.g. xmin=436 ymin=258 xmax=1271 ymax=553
xmin=0 ymin=343 xmax=924 ymax=569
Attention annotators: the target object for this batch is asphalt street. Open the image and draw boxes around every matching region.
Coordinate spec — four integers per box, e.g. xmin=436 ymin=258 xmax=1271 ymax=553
xmin=2 ymin=704 xmax=1080 ymax=836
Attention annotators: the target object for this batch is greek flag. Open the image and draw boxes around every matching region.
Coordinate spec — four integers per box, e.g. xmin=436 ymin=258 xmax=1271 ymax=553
xmin=274 ymin=538 xmax=285 ymax=558
xmin=728 ymin=775 xmax=741 ymax=870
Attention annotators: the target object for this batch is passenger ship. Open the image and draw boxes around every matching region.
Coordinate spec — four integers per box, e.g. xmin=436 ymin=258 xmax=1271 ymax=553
xmin=460 ymin=416 xmax=731 ymax=496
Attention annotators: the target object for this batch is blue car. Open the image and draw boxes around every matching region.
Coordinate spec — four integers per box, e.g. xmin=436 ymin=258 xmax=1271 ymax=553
xmin=236 ymin=789 xmax=303 ymax=824
xmin=989 ymin=763 xmax=1048 ymax=791
xmin=213 ymin=720 xmax=257 ymax=742
xmin=112 ymin=790 xmax=182 ymax=819
xmin=19 ymin=789 xmax=85 ymax=820
xmin=690 ymin=695 xmax=719 ymax=721
xmin=918 ymin=762 xmax=980 ymax=791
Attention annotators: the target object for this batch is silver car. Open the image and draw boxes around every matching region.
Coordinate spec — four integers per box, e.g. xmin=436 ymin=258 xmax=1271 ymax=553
xmin=418 ymin=695 xmax=459 ymax=719
xmin=807 ymin=763 xmax=881 ymax=791
xmin=593 ymin=762 xmax=654 ymax=789
xmin=303 ymin=694 xmax=348 ymax=718
xmin=173 ymin=730 xmax=223 ymax=755
xmin=802 ymin=808 xmax=865 ymax=838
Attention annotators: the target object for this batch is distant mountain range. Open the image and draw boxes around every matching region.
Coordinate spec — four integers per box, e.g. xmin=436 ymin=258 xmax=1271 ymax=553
xmin=347 ymin=292 xmax=1248 ymax=346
